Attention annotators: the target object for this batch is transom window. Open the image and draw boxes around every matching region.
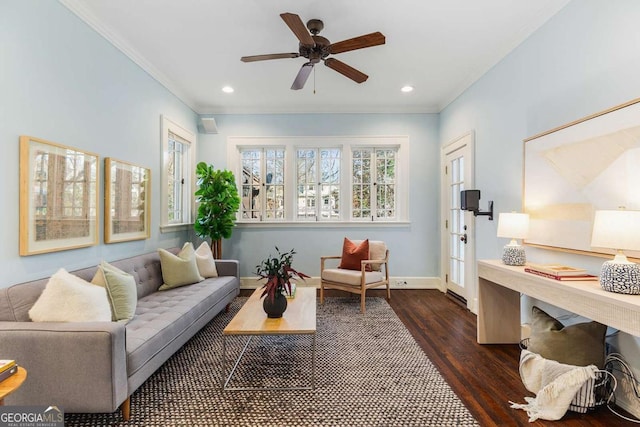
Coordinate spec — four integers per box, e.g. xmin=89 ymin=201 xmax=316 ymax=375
xmin=228 ymin=136 xmax=408 ymax=224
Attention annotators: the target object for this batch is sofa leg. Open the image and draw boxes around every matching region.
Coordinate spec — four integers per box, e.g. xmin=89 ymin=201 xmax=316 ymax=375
xmin=225 ymin=303 xmax=230 ymax=313
xmin=121 ymin=396 xmax=131 ymax=421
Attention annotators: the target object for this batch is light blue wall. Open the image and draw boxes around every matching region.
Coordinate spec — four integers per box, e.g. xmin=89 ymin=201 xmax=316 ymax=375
xmin=198 ymin=113 xmax=440 ymax=278
xmin=440 ymin=0 xmax=640 ymax=269
xmin=439 ymin=0 xmax=640 ymax=404
xmin=0 ymin=1 xmax=196 ymax=287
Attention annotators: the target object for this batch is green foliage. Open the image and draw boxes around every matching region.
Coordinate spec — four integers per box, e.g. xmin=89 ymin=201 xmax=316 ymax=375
xmin=194 ymin=162 xmax=241 ymax=244
xmin=255 ymin=247 xmax=309 ymax=302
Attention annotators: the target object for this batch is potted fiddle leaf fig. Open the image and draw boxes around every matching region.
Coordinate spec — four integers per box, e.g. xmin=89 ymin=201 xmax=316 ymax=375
xmin=194 ymin=162 xmax=241 ymax=258
xmin=255 ymin=247 xmax=309 ymax=318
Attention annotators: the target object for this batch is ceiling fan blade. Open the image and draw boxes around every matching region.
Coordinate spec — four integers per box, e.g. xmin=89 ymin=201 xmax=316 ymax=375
xmin=324 ymin=58 xmax=368 ymax=83
xmin=241 ymin=53 xmax=299 ymax=62
xmin=329 ymin=32 xmax=385 ymax=55
xmin=280 ymin=13 xmax=315 ymax=47
xmin=291 ymin=62 xmax=314 ymax=90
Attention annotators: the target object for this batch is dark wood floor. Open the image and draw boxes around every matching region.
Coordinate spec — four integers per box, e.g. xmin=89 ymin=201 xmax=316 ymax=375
xmin=281 ymin=288 xmax=635 ymax=426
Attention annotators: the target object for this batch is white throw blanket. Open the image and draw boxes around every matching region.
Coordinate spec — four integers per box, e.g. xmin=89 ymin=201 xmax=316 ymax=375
xmin=510 ymin=349 xmax=598 ymax=422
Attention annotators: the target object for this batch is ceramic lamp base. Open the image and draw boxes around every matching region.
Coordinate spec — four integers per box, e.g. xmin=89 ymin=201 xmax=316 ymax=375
xmin=599 ymin=261 xmax=640 ymax=294
xmin=502 ymin=245 xmax=526 ymax=266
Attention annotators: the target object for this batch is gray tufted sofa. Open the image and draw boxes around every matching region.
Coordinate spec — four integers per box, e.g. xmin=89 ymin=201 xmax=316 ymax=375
xmin=0 ymin=247 xmax=239 ymax=419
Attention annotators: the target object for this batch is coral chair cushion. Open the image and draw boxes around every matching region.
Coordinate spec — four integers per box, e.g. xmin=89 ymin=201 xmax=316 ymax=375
xmin=338 ymin=238 xmax=370 ymax=271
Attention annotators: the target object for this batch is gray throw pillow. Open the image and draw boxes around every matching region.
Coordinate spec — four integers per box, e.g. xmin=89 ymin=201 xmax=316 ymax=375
xmin=527 ymin=306 xmax=607 ymax=368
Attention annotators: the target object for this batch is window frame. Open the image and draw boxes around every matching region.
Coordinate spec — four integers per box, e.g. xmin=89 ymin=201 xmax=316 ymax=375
xmin=160 ymin=115 xmax=196 ymax=232
xmin=228 ymin=136 xmax=409 ymax=226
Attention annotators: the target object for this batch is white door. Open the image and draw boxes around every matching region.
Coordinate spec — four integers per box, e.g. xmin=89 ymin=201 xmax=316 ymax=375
xmin=441 ymin=132 xmax=476 ymax=311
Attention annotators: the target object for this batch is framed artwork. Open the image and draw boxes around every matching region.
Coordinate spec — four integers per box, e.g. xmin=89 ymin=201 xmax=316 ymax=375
xmin=19 ymin=136 xmax=99 ymax=255
xmin=104 ymin=158 xmax=151 ymax=243
xmin=523 ymin=98 xmax=640 ymax=260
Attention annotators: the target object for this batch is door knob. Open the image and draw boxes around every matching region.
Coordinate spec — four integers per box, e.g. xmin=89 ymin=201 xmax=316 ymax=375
xmin=460 ymin=233 xmax=468 ymax=244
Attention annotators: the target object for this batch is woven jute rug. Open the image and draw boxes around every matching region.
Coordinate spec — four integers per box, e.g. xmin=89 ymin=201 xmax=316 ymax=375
xmin=66 ymin=297 xmax=478 ymax=426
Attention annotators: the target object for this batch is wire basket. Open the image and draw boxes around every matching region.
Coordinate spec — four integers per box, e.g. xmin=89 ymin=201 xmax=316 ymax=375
xmin=519 ymin=338 xmax=615 ymax=412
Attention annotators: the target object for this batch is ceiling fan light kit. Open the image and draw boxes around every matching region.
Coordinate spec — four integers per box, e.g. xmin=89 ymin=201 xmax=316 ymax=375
xmin=240 ymin=12 xmax=385 ymax=90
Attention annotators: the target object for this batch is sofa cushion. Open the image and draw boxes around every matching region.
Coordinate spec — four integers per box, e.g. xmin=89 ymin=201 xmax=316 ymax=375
xmin=92 ymin=261 xmax=138 ymax=322
xmin=339 ymin=238 xmax=370 ymax=271
xmin=29 ymin=268 xmax=111 ymax=322
xmin=158 ymin=243 xmax=204 ymax=290
xmin=194 ymin=242 xmax=218 ymax=278
xmin=322 ymin=268 xmax=384 ymax=286
xmin=124 ymin=276 xmax=238 ymax=376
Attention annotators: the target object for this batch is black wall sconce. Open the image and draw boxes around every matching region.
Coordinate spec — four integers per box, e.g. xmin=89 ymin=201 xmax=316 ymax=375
xmin=460 ymin=190 xmax=494 ymax=220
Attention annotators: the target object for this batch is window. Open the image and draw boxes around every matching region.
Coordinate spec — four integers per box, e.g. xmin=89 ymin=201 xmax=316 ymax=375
xmin=352 ymin=148 xmax=396 ymax=221
xmin=296 ymin=148 xmax=341 ymax=221
xmin=240 ymin=148 xmax=285 ymax=220
xmin=228 ymin=136 xmax=408 ymax=224
xmin=161 ymin=116 xmax=195 ymax=231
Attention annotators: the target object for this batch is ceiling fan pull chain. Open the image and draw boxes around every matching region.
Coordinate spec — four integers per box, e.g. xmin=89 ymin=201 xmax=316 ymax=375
xmin=313 ymin=66 xmax=316 ymax=94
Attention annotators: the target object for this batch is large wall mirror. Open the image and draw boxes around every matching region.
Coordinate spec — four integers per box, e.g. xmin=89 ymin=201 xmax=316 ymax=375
xmin=19 ymin=136 xmax=99 ymax=255
xmin=105 ymin=158 xmax=150 ymax=243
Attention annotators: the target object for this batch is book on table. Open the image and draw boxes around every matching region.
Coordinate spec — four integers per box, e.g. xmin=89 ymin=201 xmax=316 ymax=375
xmin=526 ymin=263 xmax=588 ymax=277
xmin=0 ymin=360 xmax=16 ymax=374
xmin=0 ymin=364 xmax=18 ymax=382
xmin=524 ymin=268 xmax=598 ymax=281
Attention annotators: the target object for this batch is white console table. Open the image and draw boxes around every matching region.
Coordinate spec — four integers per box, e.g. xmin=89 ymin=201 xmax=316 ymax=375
xmin=477 ymin=259 xmax=640 ymax=344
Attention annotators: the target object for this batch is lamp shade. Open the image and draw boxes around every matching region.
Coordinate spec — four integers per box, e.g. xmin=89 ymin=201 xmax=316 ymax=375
xmin=591 ymin=210 xmax=640 ymax=251
xmin=497 ymin=212 xmax=530 ymax=239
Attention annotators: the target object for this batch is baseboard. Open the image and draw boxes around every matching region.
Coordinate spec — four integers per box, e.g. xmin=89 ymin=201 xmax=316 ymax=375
xmin=240 ymin=276 xmax=442 ymax=290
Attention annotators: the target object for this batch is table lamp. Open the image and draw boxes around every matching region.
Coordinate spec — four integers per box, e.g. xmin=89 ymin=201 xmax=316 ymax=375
xmin=497 ymin=212 xmax=529 ymax=266
xmin=590 ymin=209 xmax=640 ymax=294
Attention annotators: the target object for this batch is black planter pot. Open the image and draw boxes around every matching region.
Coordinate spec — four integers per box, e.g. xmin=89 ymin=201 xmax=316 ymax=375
xmin=263 ymin=293 xmax=288 ymax=318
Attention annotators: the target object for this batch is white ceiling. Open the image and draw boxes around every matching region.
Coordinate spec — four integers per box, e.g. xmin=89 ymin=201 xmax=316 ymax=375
xmin=61 ymin=0 xmax=570 ymax=114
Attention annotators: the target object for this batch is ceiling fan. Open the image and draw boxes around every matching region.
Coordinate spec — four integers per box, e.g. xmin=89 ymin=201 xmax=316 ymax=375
xmin=241 ymin=13 xmax=385 ymax=90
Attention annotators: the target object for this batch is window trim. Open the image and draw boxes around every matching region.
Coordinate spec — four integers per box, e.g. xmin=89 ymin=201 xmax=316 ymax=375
xmin=228 ymin=135 xmax=409 ymax=225
xmin=160 ymin=115 xmax=196 ymax=232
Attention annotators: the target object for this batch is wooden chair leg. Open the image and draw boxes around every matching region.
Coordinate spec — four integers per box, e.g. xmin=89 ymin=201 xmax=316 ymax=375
xmin=121 ymin=396 xmax=131 ymax=421
xmin=360 ymin=290 xmax=366 ymax=314
xmin=320 ymin=281 xmax=325 ymax=305
xmin=386 ymin=283 xmax=391 ymax=300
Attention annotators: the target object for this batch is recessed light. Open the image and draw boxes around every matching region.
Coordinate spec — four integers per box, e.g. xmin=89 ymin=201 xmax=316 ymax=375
xmin=222 ymin=86 xmax=234 ymax=93
xmin=401 ymin=85 xmax=414 ymax=93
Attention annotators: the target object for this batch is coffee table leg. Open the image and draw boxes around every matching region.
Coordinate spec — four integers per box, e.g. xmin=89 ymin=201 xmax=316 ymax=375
xmin=222 ymin=335 xmax=227 ymax=388
xmin=311 ymin=333 xmax=316 ymax=390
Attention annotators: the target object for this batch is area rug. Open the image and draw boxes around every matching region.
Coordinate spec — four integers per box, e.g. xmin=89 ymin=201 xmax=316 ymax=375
xmin=66 ymin=297 xmax=478 ymax=426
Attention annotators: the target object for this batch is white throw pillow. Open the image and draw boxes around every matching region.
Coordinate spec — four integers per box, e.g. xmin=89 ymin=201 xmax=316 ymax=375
xmin=29 ymin=268 xmax=111 ymax=322
xmin=194 ymin=242 xmax=218 ymax=278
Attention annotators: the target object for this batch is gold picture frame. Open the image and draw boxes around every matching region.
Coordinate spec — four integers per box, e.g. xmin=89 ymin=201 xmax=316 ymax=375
xmin=104 ymin=158 xmax=151 ymax=243
xmin=523 ymin=97 xmax=640 ymax=260
xmin=19 ymin=136 xmax=99 ymax=255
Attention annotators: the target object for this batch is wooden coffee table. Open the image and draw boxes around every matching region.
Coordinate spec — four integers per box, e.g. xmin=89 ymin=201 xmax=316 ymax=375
xmin=222 ymin=287 xmax=316 ymax=391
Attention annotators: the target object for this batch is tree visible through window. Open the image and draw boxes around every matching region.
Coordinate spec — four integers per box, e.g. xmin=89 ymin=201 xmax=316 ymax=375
xmin=229 ymin=136 xmax=407 ymax=223
xmin=161 ymin=115 xmax=195 ymax=230
xmin=352 ymin=148 xmax=396 ymax=220
xmin=297 ymin=148 xmax=340 ymax=220
xmin=241 ymin=148 xmax=285 ymax=220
